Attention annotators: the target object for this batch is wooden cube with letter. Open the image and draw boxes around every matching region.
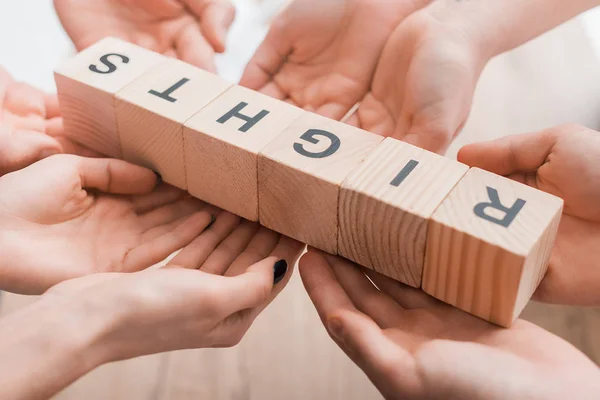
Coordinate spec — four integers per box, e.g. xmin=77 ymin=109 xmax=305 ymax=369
xmin=116 ymin=58 xmax=232 ymax=189
xmin=258 ymin=112 xmax=383 ymax=253
xmin=338 ymin=137 xmax=468 ymax=288
xmin=184 ymin=85 xmax=303 ymax=221
xmin=422 ymin=168 xmax=563 ymax=327
xmin=55 ymin=37 xmax=165 ymax=158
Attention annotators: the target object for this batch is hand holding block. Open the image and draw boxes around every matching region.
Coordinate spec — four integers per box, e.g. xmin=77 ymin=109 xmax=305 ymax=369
xmin=339 ymin=138 xmax=468 ymax=287
xmin=116 ymin=59 xmax=232 ymax=189
xmin=259 ymin=113 xmax=383 ymax=253
xmin=55 ymin=37 xmax=165 ymax=158
xmin=423 ymin=168 xmax=563 ymax=327
xmin=184 ymin=85 xmax=303 ymax=221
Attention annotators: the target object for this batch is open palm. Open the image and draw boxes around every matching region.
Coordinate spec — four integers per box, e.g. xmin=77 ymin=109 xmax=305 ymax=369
xmin=54 ymin=0 xmax=235 ymax=71
xmin=241 ymin=0 xmax=429 ymax=120
xmin=0 ymin=155 xmax=216 ymax=294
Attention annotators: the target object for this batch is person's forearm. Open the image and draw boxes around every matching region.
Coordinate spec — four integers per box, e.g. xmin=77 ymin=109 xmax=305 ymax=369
xmin=428 ymin=0 xmax=600 ymax=59
xmin=0 ymin=296 xmax=111 ymax=399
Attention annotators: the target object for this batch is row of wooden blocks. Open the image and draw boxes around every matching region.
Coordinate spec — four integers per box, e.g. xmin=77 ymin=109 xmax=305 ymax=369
xmin=55 ymin=37 xmax=563 ymax=327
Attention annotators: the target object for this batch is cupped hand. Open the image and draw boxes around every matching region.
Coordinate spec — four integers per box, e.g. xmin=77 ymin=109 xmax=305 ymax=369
xmin=0 ymin=154 xmax=216 ymax=294
xmin=300 ymin=249 xmax=600 ymax=400
xmin=44 ymin=228 xmax=304 ymax=360
xmin=348 ymin=1 xmax=488 ymax=153
xmin=458 ymin=124 xmax=600 ymax=306
xmin=240 ymin=0 xmax=430 ymax=120
xmin=54 ymin=0 xmax=235 ymax=71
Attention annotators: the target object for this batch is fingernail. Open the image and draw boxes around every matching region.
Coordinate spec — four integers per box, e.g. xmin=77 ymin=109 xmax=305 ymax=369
xmin=153 ymin=171 xmax=162 ymax=185
xmin=273 ymin=259 xmax=288 ymax=285
xmin=204 ymin=214 xmax=216 ymax=231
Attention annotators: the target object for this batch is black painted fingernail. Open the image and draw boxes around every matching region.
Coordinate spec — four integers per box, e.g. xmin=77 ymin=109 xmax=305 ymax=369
xmin=273 ymin=260 xmax=288 ymax=284
xmin=154 ymin=171 xmax=163 ymax=185
xmin=204 ymin=214 xmax=216 ymax=231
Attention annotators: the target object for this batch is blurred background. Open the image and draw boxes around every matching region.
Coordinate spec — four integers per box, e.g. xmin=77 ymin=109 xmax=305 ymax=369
xmin=1 ymin=1 xmax=599 ymax=399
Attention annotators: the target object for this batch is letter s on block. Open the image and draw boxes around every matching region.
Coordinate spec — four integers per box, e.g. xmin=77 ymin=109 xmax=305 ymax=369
xmin=89 ymin=53 xmax=130 ymax=74
xmin=293 ymin=129 xmax=341 ymax=159
xmin=473 ymin=186 xmax=526 ymax=228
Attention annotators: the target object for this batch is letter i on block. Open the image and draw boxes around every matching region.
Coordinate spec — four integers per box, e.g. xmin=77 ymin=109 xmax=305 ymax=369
xmin=116 ymin=58 xmax=232 ymax=189
xmin=55 ymin=37 xmax=165 ymax=158
xmin=423 ymin=168 xmax=564 ymax=327
xmin=259 ymin=113 xmax=383 ymax=253
xmin=184 ymin=85 xmax=304 ymax=221
xmin=338 ymin=138 xmax=468 ymax=287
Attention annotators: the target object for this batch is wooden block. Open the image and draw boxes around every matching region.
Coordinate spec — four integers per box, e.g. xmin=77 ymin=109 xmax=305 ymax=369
xmin=338 ymin=138 xmax=468 ymax=287
xmin=259 ymin=113 xmax=383 ymax=253
xmin=115 ymin=59 xmax=232 ymax=189
xmin=184 ymin=85 xmax=303 ymax=221
xmin=55 ymin=37 xmax=165 ymax=158
xmin=422 ymin=167 xmax=563 ymax=327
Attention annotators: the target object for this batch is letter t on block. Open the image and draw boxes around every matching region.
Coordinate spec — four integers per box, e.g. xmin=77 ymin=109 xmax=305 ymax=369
xmin=422 ymin=168 xmax=564 ymax=327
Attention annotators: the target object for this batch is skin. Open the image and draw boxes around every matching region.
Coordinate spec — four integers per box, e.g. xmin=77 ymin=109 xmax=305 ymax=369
xmin=54 ymin=0 xmax=236 ymax=72
xmin=300 ymin=249 xmax=600 ymax=400
xmin=459 ymin=124 xmax=600 ymax=306
xmin=0 ymin=233 xmax=303 ymax=399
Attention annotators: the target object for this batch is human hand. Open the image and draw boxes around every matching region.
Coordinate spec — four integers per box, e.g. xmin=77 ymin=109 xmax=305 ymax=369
xmin=458 ymin=124 xmax=600 ymax=306
xmin=240 ymin=0 xmax=430 ymax=120
xmin=0 ymin=67 xmax=64 ymax=175
xmin=0 ymin=154 xmax=217 ymax=294
xmin=300 ymin=249 xmax=600 ymax=400
xmin=347 ymin=1 xmax=488 ymax=153
xmin=0 ymin=233 xmax=302 ymax=399
xmin=54 ymin=0 xmax=235 ymax=72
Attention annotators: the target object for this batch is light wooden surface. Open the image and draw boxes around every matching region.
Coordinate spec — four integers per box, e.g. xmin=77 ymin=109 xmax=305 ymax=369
xmin=185 ymin=85 xmax=303 ymax=221
xmin=116 ymin=58 xmax=232 ymax=189
xmin=259 ymin=112 xmax=383 ymax=253
xmin=1 ymin=16 xmax=599 ymax=400
xmin=55 ymin=37 xmax=164 ymax=158
xmin=339 ymin=137 xmax=468 ymax=287
xmin=423 ymin=168 xmax=563 ymax=327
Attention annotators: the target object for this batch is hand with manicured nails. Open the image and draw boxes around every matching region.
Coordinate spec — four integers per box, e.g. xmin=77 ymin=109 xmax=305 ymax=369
xmin=0 ymin=234 xmax=302 ymax=399
xmin=240 ymin=0 xmax=431 ymax=120
xmin=0 ymin=154 xmax=217 ymax=294
xmin=458 ymin=124 xmax=600 ymax=306
xmin=300 ymin=249 xmax=600 ymax=400
xmin=54 ymin=0 xmax=235 ymax=72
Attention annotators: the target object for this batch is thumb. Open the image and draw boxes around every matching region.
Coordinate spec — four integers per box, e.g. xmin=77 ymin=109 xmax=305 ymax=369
xmin=0 ymin=128 xmax=62 ymax=176
xmin=457 ymin=129 xmax=561 ymax=175
xmin=221 ymin=256 xmax=288 ymax=313
xmin=188 ymin=0 xmax=235 ymax=53
xmin=75 ymin=157 xmax=158 ymax=194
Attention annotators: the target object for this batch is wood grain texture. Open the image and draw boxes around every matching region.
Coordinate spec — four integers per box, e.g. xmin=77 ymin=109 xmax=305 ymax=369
xmin=55 ymin=36 xmax=165 ymax=158
xmin=116 ymin=58 xmax=232 ymax=189
xmin=184 ymin=85 xmax=303 ymax=221
xmin=258 ymin=112 xmax=383 ymax=253
xmin=339 ymin=137 xmax=468 ymax=287
xmin=423 ymin=168 xmax=564 ymax=327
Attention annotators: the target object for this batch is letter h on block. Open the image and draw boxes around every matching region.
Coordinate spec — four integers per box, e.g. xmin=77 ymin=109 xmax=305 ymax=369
xmin=422 ymin=168 xmax=563 ymax=327
xmin=258 ymin=112 xmax=383 ymax=254
xmin=54 ymin=37 xmax=165 ymax=158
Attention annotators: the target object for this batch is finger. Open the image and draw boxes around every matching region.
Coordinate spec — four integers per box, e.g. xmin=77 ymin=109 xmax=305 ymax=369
xmin=168 ymin=211 xmax=240 ymax=269
xmin=325 ymin=253 xmax=404 ymax=328
xmin=123 ymin=211 xmax=214 ymax=270
xmin=132 ymin=184 xmax=186 ymax=214
xmin=175 ymin=22 xmax=217 ymax=72
xmin=223 ymin=226 xmax=280 ymax=277
xmin=4 ymin=82 xmax=47 ymax=118
xmin=259 ymin=81 xmax=287 ymax=100
xmin=0 ymin=128 xmax=62 ymax=175
xmin=239 ymin=24 xmax=290 ymax=91
xmin=363 ymin=269 xmax=438 ymax=310
xmin=140 ymin=197 xmax=209 ymax=236
xmin=44 ymin=93 xmax=61 ymax=119
xmin=191 ymin=0 xmax=236 ymax=53
xmin=200 ymin=220 xmax=260 ymax=275
xmin=457 ymin=129 xmax=561 ymax=175
xmin=77 ymin=157 xmax=157 ymax=194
